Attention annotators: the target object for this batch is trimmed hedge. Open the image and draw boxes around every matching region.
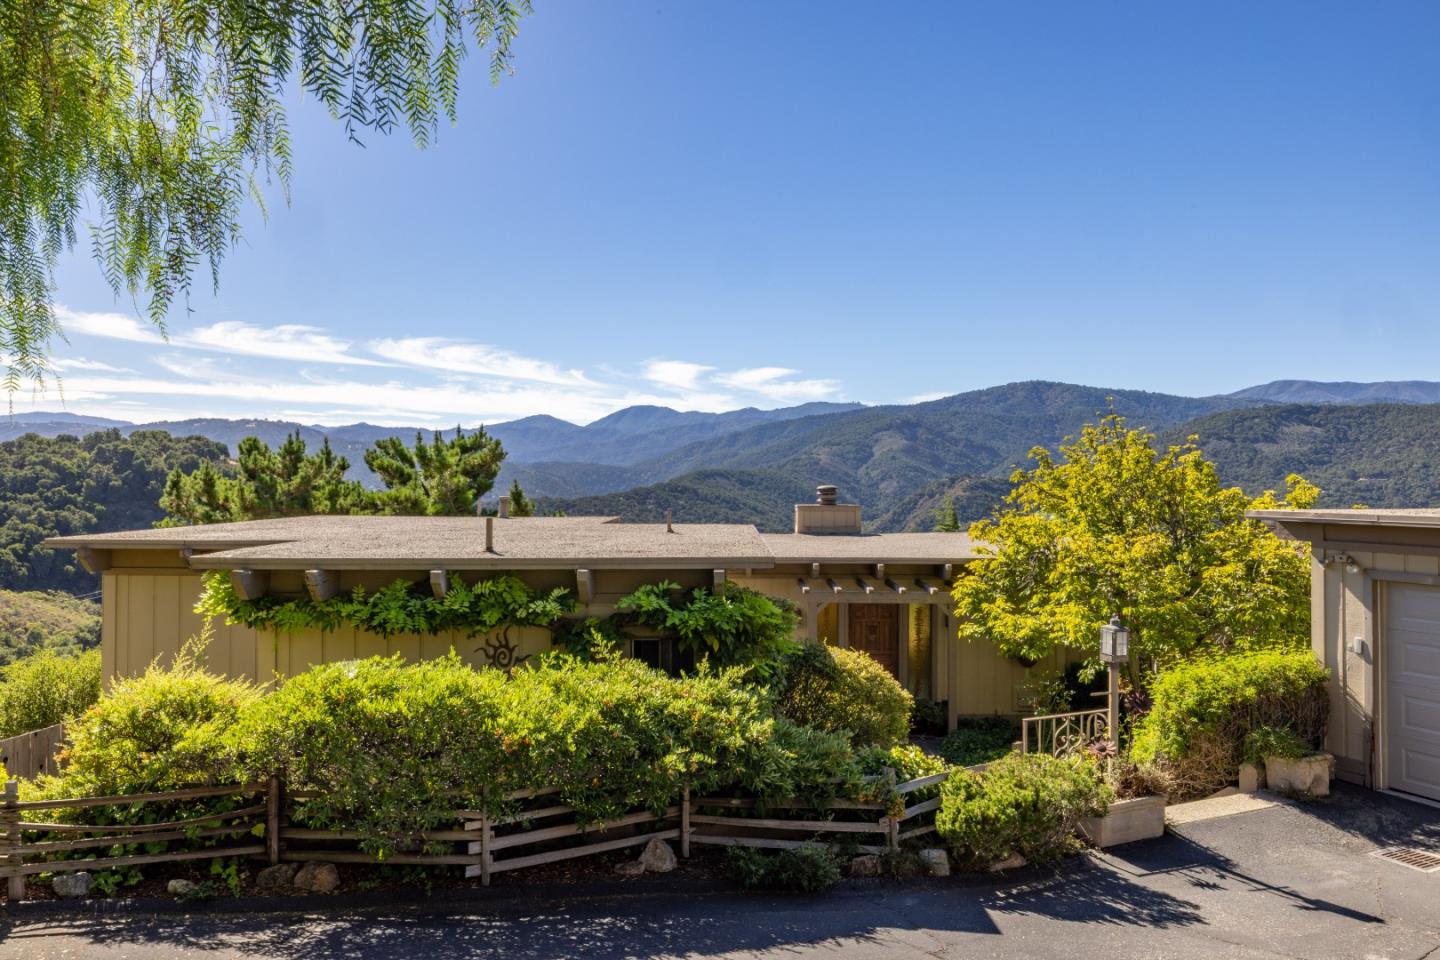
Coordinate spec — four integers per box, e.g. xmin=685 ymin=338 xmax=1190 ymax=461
xmin=769 ymin=643 xmax=914 ymax=748
xmin=1130 ymin=650 xmax=1328 ymax=797
xmin=935 ymin=753 xmax=1112 ymax=867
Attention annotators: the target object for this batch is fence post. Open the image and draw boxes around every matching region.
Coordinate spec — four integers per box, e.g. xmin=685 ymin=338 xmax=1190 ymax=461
xmin=680 ymin=788 xmax=690 ymax=859
xmin=3 ymin=780 xmax=24 ymax=902
xmin=265 ymin=776 xmax=282 ymax=865
xmin=479 ymin=813 xmax=492 ymax=887
xmin=884 ymin=768 xmax=899 ymax=853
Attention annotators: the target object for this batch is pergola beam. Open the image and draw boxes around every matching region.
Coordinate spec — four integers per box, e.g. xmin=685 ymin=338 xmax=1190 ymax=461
xmin=76 ymin=547 xmax=111 ymax=575
xmin=229 ymin=569 xmax=269 ymax=602
xmin=430 ymin=570 xmax=450 ymax=599
xmin=304 ymin=569 xmax=339 ymax=601
xmin=576 ymin=569 xmax=593 ymax=605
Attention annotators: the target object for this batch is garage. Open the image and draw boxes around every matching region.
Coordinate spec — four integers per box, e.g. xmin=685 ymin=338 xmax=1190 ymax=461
xmin=1385 ymin=583 xmax=1440 ymax=802
xmin=1246 ymin=506 xmax=1440 ymax=800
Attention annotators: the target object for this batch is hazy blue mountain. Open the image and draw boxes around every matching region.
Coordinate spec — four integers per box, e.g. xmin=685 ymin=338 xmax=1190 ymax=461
xmin=1226 ymin=380 xmax=1440 ymax=405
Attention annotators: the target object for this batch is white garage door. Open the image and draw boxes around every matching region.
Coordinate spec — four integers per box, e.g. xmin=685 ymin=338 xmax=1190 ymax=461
xmin=1385 ymin=583 xmax=1440 ymax=802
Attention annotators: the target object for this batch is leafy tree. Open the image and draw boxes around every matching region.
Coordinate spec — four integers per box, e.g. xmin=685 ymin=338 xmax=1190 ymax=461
xmin=161 ymin=432 xmax=365 ymax=524
xmin=3 ymin=0 xmax=531 ymax=387
xmin=364 ymin=427 xmax=505 ymax=516
xmin=0 ymin=430 xmax=228 ymax=591
xmin=933 ymin=496 xmax=961 ymax=532
xmin=507 ymin=479 xmax=535 ymax=517
xmin=952 ymin=414 xmax=1317 ymax=682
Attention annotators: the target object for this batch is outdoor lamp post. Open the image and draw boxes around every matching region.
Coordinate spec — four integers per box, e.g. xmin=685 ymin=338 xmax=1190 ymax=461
xmin=1099 ymin=615 xmax=1130 ymax=755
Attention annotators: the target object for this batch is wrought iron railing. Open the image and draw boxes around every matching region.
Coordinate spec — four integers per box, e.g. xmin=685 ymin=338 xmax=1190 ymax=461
xmin=1020 ymin=708 xmax=1109 ymax=758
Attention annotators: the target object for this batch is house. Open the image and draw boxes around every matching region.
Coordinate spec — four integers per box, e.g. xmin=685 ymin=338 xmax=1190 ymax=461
xmin=45 ymin=486 xmax=1068 ymax=730
xmin=1248 ymin=506 xmax=1440 ymax=804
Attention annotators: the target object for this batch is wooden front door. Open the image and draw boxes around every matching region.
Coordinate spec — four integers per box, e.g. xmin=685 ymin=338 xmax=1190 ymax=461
xmin=848 ymin=604 xmax=900 ymax=678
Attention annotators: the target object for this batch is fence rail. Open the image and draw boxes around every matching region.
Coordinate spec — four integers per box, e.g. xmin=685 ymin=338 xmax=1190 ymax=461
xmin=1020 ymin=708 xmax=1109 ymax=757
xmin=0 ymin=767 xmax=961 ymax=900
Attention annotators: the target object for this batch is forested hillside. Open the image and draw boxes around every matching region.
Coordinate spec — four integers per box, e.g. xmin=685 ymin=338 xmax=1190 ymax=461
xmin=1168 ymin=403 xmax=1440 ymax=508
xmin=0 ymin=591 xmax=100 ymax=665
xmin=0 ymin=430 xmax=230 ymax=593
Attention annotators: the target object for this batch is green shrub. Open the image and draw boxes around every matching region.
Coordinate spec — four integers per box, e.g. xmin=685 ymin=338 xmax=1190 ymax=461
xmin=769 ymin=643 xmax=913 ymax=748
xmin=1244 ymin=725 xmax=1314 ymax=764
xmin=723 ymin=844 xmax=841 ymax=892
xmin=1130 ymin=650 xmax=1328 ymax=797
xmin=0 ymin=648 xmax=102 ymax=738
xmin=939 ymin=717 xmax=1017 ymax=767
xmin=32 ymin=644 xmax=256 ymax=797
xmin=910 ymin=697 xmax=947 ymax=735
xmin=935 ymin=753 xmax=1112 ymax=867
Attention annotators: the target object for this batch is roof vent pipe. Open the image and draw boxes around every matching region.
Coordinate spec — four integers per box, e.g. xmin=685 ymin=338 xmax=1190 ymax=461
xmin=498 ymin=495 xmax=511 ymax=519
xmin=816 ymin=484 xmax=838 ymax=506
xmin=485 ymin=516 xmax=495 ymax=553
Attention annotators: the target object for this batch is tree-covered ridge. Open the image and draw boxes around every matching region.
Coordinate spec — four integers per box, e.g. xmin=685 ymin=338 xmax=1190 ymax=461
xmin=1166 ymin=402 xmax=1440 ymax=509
xmin=0 ymin=430 xmax=229 ymax=593
xmin=0 ymin=590 xmax=101 ymax=666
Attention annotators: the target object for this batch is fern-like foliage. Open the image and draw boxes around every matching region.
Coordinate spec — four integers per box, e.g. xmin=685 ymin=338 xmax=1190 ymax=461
xmin=1 ymin=0 xmax=533 ymax=384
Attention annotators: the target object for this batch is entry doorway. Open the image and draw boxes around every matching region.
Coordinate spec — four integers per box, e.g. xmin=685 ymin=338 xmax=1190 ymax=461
xmin=848 ymin=604 xmax=901 ymax=677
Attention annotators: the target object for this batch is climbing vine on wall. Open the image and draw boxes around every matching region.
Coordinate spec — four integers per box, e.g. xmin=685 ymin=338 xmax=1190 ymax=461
xmin=195 ymin=571 xmax=575 ymax=638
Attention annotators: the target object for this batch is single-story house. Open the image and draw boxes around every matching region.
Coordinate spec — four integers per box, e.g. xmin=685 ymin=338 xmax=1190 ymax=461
xmin=46 ymin=486 xmax=1065 ymax=731
xmin=1249 ymin=507 xmax=1440 ymax=804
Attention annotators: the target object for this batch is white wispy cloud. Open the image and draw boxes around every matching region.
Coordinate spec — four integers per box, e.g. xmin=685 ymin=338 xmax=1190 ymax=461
xmin=713 ymin=366 xmax=841 ymax=403
xmin=56 ymin=307 xmax=384 ymax=367
xmin=642 ymin=360 xmax=715 ymax=391
xmin=49 ymin=356 xmax=134 ymax=373
xmin=371 ymin=337 xmax=594 ymax=386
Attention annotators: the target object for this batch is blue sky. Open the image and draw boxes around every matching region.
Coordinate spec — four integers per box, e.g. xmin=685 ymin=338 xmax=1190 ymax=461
xmin=24 ymin=0 xmax=1440 ymax=426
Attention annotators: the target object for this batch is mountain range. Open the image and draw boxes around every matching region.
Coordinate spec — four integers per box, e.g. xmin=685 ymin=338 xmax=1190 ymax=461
xmin=7 ymin=379 xmax=1440 ymax=532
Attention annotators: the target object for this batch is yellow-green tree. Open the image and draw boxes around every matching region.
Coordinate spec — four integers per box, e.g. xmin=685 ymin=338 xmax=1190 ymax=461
xmin=952 ymin=414 xmax=1317 ymax=680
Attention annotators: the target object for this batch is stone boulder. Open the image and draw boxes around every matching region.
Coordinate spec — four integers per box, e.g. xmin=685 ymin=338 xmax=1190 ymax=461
xmin=614 ymin=860 xmax=646 ymax=877
xmin=167 ymin=878 xmax=200 ymax=897
xmin=989 ymin=853 xmax=1027 ymax=872
xmin=293 ymin=861 xmax=340 ymax=894
xmin=848 ymin=854 xmax=883 ymax=878
xmin=52 ymin=872 xmax=92 ymax=899
xmin=919 ymin=848 xmax=950 ymax=877
xmin=638 ymin=838 xmax=677 ymax=873
xmin=255 ymin=862 xmax=298 ymax=890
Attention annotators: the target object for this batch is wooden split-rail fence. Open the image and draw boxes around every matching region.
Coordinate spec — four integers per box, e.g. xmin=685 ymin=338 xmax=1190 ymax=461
xmin=0 ymin=768 xmax=959 ymax=900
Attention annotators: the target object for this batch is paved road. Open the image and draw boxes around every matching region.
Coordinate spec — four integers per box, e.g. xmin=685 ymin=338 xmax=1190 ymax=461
xmin=3 ymin=784 xmax=1438 ymax=960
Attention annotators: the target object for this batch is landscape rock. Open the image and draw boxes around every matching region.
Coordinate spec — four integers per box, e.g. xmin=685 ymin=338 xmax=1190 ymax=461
xmin=614 ymin=860 xmax=646 ymax=877
xmin=52 ymin=872 xmax=92 ymax=899
xmin=989 ymin=853 xmax=1027 ymax=873
xmin=167 ymin=878 xmax=199 ymax=897
xmin=293 ymin=861 xmax=340 ymax=894
xmin=255 ymin=862 xmax=298 ymax=890
xmin=848 ymin=854 xmax=883 ymax=878
xmin=919 ymin=848 xmax=951 ymax=877
xmin=638 ymin=837 xmax=677 ymax=873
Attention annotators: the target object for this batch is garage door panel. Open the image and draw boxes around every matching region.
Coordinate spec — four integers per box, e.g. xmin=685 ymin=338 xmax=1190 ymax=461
xmin=1385 ymin=584 xmax=1440 ymax=801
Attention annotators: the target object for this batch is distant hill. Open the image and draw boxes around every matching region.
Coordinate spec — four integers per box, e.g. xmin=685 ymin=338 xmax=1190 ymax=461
xmin=1226 ymin=380 xmax=1440 ymax=405
xmin=538 ymin=470 xmax=815 ymax=532
xmin=1167 ymin=402 xmax=1440 ymax=509
xmin=0 ymin=590 xmax=100 ymax=666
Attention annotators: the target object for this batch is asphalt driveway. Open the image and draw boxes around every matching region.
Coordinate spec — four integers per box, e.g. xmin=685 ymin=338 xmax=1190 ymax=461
xmin=2 ymin=782 xmax=1437 ymax=960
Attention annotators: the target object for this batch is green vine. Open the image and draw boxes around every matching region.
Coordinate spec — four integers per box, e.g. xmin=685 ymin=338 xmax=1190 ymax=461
xmin=196 ymin=571 xmax=575 ymax=638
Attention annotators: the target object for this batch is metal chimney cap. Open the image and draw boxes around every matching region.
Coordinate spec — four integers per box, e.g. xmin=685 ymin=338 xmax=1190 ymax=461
xmin=816 ymin=484 xmax=839 ymax=506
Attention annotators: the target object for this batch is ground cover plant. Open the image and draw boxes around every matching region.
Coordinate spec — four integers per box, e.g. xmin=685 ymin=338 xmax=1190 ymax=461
xmin=938 ymin=717 xmax=1018 ymax=767
xmin=935 ymin=753 xmax=1112 ymax=868
xmin=1129 ymin=649 xmax=1328 ymax=798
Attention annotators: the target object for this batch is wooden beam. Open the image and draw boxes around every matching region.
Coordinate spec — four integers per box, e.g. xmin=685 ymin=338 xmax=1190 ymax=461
xmin=854 ymin=577 xmax=875 ymax=595
xmin=303 ymin=569 xmax=339 ymax=602
xmin=229 ymin=569 xmax=269 ymax=602
xmin=826 ymin=578 xmax=843 ymax=595
xmin=797 ymin=578 xmax=811 ymax=595
xmin=884 ymin=577 xmax=907 ymax=595
xmin=811 ymin=562 xmax=821 ymax=579
xmin=576 ymin=569 xmax=593 ymax=605
xmin=429 ymin=570 xmax=450 ymax=599
xmin=75 ymin=547 xmax=111 ymax=575
xmin=914 ymin=578 xmax=941 ymax=596
xmin=941 ymin=563 xmax=954 ymax=580
xmin=875 ymin=563 xmax=887 ymax=581
xmin=713 ymin=569 xmax=727 ymax=597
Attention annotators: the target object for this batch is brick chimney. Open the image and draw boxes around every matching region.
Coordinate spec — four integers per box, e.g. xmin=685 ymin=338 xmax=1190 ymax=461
xmin=794 ymin=484 xmax=862 ymax=535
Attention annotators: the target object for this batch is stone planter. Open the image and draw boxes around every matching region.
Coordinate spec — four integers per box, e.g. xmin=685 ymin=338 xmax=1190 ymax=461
xmin=1079 ymin=795 xmax=1166 ymax=848
xmin=1264 ymin=752 xmax=1332 ymax=796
